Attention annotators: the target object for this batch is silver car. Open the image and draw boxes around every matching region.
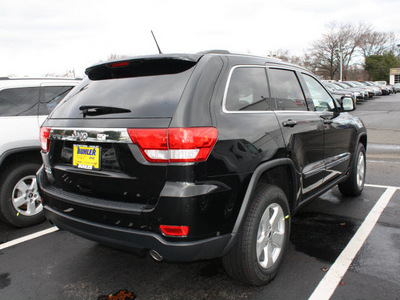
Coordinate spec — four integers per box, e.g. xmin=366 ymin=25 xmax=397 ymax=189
xmin=0 ymin=77 xmax=80 ymax=227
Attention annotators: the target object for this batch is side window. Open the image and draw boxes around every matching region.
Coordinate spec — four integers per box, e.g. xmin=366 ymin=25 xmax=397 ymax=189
xmin=268 ymin=69 xmax=307 ymax=111
xmin=302 ymin=74 xmax=335 ymax=112
xmin=41 ymin=86 xmax=74 ymax=114
xmin=225 ymin=67 xmax=271 ymax=111
xmin=0 ymin=87 xmax=40 ymax=116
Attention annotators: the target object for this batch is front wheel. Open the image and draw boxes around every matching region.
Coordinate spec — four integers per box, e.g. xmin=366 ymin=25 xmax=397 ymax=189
xmin=339 ymin=143 xmax=366 ymax=196
xmin=222 ymin=184 xmax=290 ymax=285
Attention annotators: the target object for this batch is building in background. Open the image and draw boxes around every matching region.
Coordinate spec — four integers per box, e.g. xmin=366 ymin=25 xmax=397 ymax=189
xmin=390 ymin=68 xmax=400 ymax=84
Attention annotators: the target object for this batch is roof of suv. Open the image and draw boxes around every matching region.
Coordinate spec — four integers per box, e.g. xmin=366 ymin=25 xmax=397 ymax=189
xmin=0 ymin=77 xmax=82 ymax=88
xmin=85 ymin=51 xmax=309 ymax=77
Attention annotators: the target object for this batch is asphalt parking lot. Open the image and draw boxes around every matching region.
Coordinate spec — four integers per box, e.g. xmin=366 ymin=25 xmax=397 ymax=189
xmin=1 ymin=94 xmax=400 ymax=300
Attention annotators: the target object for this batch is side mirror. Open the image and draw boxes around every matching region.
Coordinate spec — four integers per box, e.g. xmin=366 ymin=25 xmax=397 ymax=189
xmin=341 ymin=97 xmax=355 ymax=112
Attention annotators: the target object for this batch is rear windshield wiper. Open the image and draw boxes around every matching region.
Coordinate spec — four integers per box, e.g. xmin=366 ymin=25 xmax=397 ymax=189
xmin=79 ymin=105 xmax=131 ymax=117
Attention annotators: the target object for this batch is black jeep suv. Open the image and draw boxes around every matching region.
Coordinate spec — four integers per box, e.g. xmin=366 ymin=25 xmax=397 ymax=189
xmin=37 ymin=51 xmax=367 ymax=285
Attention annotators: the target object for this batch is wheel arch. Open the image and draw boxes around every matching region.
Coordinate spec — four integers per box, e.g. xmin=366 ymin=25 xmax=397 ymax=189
xmin=0 ymin=148 xmax=42 ymax=178
xmin=221 ymin=158 xmax=297 ymax=256
xmin=358 ymin=132 xmax=367 ymax=151
xmin=348 ymin=132 xmax=367 ymax=171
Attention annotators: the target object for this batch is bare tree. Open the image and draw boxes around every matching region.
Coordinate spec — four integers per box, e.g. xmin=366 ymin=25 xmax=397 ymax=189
xmin=63 ymin=69 xmax=76 ymax=78
xmin=335 ymin=22 xmax=368 ymax=78
xmin=307 ymin=22 xmax=397 ymax=80
xmin=108 ymin=54 xmax=128 ymax=60
xmin=269 ymin=49 xmax=290 ymax=61
xmin=268 ymin=49 xmax=312 ymax=71
xmin=308 ymin=23 xmax=341 ymax=79
xmin=44 ymin=69 xmax=76 ymax=78
xmin=358 ymin=28 xmax=398 ymax=59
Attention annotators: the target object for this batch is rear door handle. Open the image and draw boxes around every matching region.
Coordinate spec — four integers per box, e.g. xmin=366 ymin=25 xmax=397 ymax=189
xmin=282 ymin=119 xmax=297 ymax=127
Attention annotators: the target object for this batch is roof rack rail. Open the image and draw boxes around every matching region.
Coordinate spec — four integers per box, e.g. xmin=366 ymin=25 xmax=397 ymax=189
xmin=0 ymin=77 xmax=82 ymax=81
xmin=197 ymin=50 xmax=231 ymax=55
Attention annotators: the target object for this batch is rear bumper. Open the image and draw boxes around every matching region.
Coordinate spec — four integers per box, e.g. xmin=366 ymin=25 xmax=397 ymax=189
xmin=37 ymin=166 xmax=236 ymax=261
xmin=44 ymin=205 xmax=232 ymax=261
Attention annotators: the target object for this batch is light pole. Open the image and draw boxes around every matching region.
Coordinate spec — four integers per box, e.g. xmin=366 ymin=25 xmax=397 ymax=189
xmin=335 ymin=46 xmax=343 ymax=81
xmin=338 ymin=49 xmax=343 ymax=82
xmin=397 ymin=44 xmax=400 ymax=62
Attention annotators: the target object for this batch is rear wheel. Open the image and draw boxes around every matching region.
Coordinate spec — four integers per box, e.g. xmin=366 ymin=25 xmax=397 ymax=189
xmin=222 ymin=184 xmax=290 ymax=285
xmin=0 ymin=162 xmax=45 ymax=227
xmin=339 ymin=143 xmax=366 ymax=196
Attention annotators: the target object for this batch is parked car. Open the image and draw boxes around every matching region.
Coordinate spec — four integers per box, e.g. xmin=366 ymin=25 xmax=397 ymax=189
xmin=357 ymin=81 xmax=382 ymax=96
xmin=376 ymin=81 xmax=396 ymax=94
xmin=0 ymin=77 xmax=80 ymax=227
xmin=323 ymin=82 xmax=358 ymax=104
xmin=394 ymin=83 xmax=400 ymax=93
xmin=341 ymin=81 xmax=374 ymax=98
xmin=372 ymin=81 xmax=392 ymax=95
xmin=329 ymin=81 xmax=365 ymax=102
xmin=351 ymin=81 xmax=381 ymax=96
xmin=387 ymin=84 xmax=396 ymax=94
xmin=37 ymin=51 xmax=366 ymax=285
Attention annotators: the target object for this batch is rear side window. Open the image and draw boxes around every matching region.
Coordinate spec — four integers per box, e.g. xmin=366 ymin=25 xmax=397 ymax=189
xmin=0 ymin=87 xmax=39 ymax=116
xmin=268 ymin=69 xmax=307 ymax=111
xmin=51 ymin=61 xmax=196 ymax=119
xmin=225 ymin=67 xmax=271 ymax=111
xmin=40 ymin=86 xmax=74 ymax=114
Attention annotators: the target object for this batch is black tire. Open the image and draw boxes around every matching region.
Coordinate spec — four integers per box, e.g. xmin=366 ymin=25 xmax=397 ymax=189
xmin=339 ymin=143 xmax=366 ymax=196
xmin=222 ymin=184 xmax=290 ymax=286
xmin=0 ymin=162 xmax=45 ymax=227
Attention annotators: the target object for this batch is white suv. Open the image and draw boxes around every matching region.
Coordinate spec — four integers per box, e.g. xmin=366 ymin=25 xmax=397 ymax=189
xmin=0 ymin=78 xmax=80 ymax=227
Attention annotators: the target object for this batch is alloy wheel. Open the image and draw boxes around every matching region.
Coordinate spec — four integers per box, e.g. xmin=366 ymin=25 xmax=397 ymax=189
xmin=256 ymin=203 xmax=285 ymax=269
xmin=11 ymin=175 xmax=43 ymax=216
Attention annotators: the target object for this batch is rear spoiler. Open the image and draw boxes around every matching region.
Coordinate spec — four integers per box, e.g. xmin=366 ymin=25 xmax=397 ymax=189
xmin=85 ymin=55 xmax=201 ymax=80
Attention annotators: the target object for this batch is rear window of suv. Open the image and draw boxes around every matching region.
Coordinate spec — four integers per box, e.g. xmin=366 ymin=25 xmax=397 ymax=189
xmin=50 ymin=58 xmax=197 ymax=119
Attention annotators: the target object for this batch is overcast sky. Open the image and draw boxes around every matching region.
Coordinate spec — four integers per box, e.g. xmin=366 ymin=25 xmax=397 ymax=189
xmin=1 ymin=0 xmax=399 ymax=77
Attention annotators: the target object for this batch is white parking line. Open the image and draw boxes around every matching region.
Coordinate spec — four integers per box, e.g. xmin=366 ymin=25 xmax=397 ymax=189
xmin=1 ymin=183 xmax=399 ymax=297
xmin=367 ymin=160 xmax=400 ymax=165
xmin=0 ymin=226 xmax=59 ymax=250
xmin=365 ymin=183 xmax=400 ymax=189
xmin=309 ymin=186 xmax=398 ymax=300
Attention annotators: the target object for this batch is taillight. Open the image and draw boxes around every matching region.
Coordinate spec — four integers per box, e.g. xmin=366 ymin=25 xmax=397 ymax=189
xmin=160 ymin=225 xmax=189 ymax=237
xmin=127 ymin=127 xmax=218 ymax=163
xmin=40 ymin=127 xmax=51 ymax=152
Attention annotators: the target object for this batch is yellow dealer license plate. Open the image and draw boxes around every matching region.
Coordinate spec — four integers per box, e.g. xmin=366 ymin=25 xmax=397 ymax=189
xmin=72 ymin=145 xmax=101 ymax=170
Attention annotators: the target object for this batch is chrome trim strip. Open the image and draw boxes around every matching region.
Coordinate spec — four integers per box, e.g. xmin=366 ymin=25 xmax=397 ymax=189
xmin=221 ymin=64 xmax=312 ymax=114
xmin=303 ymin=160 xmax=325 ymax=178
xmin=302 ymin=153 xmax=350 ymax=194
xmin=302 ymin=170 xmax=341 ymax=194
xmin=302 ymin=178 xmax=324 ymax=194
xmin=49 ymin=128 xmax=131 ymax=143
xmin=326 ymin=152 xmax=350 ymax=170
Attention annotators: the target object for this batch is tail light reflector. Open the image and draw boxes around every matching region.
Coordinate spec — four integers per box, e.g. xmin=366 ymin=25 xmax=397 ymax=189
xmin=40 ymin=127 xmax=51 ymax=152
xmin=160 ymin=225 xmax=189 ymax=237
xmin=127 ymin=127 xmax=217 ymax=163
xmin=109 ymin=61 xmax=130 ymax=68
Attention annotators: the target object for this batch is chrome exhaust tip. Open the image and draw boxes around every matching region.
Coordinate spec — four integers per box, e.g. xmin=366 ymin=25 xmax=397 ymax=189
xmin=149 ymin=250 xmax=163 ymax=262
